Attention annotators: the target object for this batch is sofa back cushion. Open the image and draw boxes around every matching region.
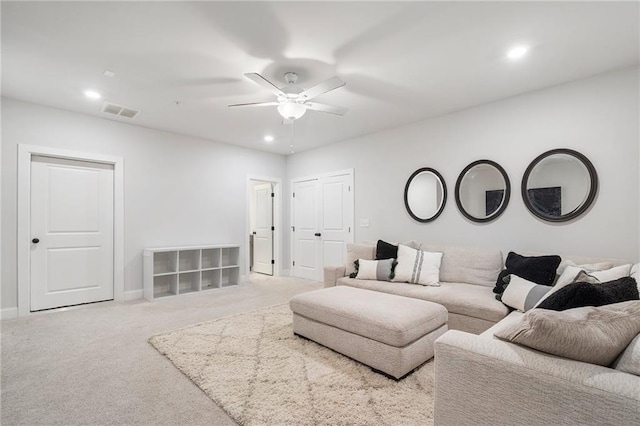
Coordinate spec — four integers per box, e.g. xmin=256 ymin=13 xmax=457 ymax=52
xmin=420 ymin=244 xmax=503 ymax=287
xmin=613 ymin=333 xmax=640 ymax=376
xmin=346 ymin=243 xmax=375 ymax=276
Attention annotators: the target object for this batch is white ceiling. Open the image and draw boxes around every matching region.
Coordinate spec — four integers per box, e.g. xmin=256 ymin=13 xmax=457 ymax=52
xmin=2 ymin=1 xmax=638 ymax=155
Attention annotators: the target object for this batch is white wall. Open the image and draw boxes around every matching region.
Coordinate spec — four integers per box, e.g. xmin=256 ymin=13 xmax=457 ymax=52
xmin=286 ymin=67 xmax=639 ymax=263
xmin=1 ymin=98 xmax=286 ymax=310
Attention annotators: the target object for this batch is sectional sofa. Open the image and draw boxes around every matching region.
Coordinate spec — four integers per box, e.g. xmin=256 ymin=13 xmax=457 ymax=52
xmin=323 ymin=242 xmax=640 ymax=426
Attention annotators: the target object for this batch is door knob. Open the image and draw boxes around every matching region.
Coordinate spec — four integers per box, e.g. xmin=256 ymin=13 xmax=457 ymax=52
xmin=32 ymin=238 xmax=40 ymax=244
xmin=314 ymin=233 xmax=321 ymax=237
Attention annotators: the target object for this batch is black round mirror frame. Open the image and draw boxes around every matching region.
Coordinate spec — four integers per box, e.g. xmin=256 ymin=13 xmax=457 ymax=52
xmin=454 ymin=159 xmax=511 ymax=223
xmin=404 ymin=167 xmax=447 ymax=223
xmin=521 ymin=148 xmax=598 ymax=223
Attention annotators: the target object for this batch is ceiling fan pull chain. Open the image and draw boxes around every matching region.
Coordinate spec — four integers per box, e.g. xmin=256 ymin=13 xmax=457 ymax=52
xmin=290 ymin=121 xmax=295 ymax=154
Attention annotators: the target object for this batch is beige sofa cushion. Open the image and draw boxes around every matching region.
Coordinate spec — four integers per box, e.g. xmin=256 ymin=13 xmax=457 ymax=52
xmin=612 ymin=334 xmax=640 ymax=376
xmin=420 ymin=244 xmax=503 ymax=287
xmin=337 ymin=277 xmax=509 ymax=323
xmin=495 ymin=301 xmax=640 ymax=366
xmin=290 ymin=286 xmax=447 ymax=347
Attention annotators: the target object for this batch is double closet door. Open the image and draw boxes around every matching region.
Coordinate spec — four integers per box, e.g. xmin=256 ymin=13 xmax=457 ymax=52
xmin=292 ymin=171 xmax=353 ymax=282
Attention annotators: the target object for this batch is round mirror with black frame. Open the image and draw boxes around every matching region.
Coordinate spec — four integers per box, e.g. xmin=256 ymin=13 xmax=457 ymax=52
xmin=455 ymin=160 xmax=511 ymax=223
xmin=521 ymin=148 xmax=598 ymax=222
xmin=404 ymin=167 xmax=447 ymax=223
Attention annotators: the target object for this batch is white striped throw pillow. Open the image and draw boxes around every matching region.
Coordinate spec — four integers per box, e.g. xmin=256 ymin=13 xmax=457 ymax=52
xmin=392 ymin=244 xmax=442 ymax=286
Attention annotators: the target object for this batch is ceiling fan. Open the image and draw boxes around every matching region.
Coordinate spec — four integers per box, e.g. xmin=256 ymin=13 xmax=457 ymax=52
xmin=229 ymin=72 xmax=347 ymax=121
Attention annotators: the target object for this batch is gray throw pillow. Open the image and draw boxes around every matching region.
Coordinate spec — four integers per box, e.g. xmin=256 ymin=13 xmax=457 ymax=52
xmin=354 ymin=258 xmax=396 ymax=281
xmin=501 ymin=275 xmax=552 ymax=312
xmin=495 ymin=301 xmax=640 ymax=366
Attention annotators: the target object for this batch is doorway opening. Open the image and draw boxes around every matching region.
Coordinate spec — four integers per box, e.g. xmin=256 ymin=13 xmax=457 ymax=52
xmin=246 ymin=176 xmax=282 ymax=279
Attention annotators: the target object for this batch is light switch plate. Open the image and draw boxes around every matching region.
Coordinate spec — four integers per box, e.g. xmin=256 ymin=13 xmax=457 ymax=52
xmin=360 ymin=218 xmax=370 ymax=227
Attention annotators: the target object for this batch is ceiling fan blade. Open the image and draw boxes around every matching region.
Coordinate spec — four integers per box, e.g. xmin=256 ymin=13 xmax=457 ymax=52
xmin=228 ymin=101 xmax=279 ymax=108
xmin=304 ymin=102 xmax=348 ymax=116
xmin=244 ymin=73 xmax=285 ymax=97
xmin=299 ymin=76 xmax=346 ymax=100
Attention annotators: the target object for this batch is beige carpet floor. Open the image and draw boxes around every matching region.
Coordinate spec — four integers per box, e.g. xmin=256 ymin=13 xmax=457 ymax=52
xmin=149 ymin=304 xmax=435 ymax=426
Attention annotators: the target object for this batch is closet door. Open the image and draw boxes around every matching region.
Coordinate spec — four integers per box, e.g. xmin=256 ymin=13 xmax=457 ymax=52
xmin=30 ymin=155 xmax=114 ymax=311
xmin=292 ymin=171 xmax=353 ymax=281
xmin=292 ymin=179 xmax=320 ymax=280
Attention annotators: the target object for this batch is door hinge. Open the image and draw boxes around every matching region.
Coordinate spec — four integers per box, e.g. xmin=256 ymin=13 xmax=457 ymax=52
xmin=293 ymin=261 xmax=295 ymax=266
xmin=271 ymin=259 xmax=275 ymax=265
xmin=292 ymin=192 xmax=295 ymax=198
xmin=271 ymin=192 xmax=274 ymax=198
xmin=348 ymin=185 xmax=351 ymax=191
xmin=271 ymin=226 xmax=275 ymax=231
xmin=348 ymin=226 xmax=351 ymax=232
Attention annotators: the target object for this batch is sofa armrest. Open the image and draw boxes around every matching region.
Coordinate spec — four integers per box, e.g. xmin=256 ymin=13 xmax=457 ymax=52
xmin=323 ymin=266 xmax=346 ymax=288
xmin=434 ymin=330 xmax=640 ymax=426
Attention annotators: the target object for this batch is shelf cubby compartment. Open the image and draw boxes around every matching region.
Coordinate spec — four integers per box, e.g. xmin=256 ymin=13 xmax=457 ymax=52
xmin=154 ymin=274 xmax=178 ymax=298
xmin=201 ymin=269 xmax=221 ymax=290
xmin=178 ymin=271 xmax=200 ymax=294
xmin=221 ymin=247 xmax=239 ymax=267
xmin=153 ymin=251 xmax=177 ymax=275
xmin=179 ymin=249 xmax=200 ymax=272
xmin=221 ymin=267 xmax=240 ymax=287
xmin=201 ymin=248 xmax=221 ymax=269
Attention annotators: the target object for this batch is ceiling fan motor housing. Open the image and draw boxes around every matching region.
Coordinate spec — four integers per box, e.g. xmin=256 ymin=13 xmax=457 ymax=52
xmin=284 ymin=72 xmax=298 ymax=84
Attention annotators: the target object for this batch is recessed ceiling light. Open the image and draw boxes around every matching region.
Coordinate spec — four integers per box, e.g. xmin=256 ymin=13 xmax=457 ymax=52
xmin=507 ymin=45 xmax=529 ymax=60
xmin=83 ymin=90 xmax=101 ymax=100
xmin=264 ymin=135 xmax=274 ymax=142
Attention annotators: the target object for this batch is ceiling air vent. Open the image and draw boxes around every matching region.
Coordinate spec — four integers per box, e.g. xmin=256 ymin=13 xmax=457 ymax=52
xmin=101 ymin=102 xmax=141 ymax=119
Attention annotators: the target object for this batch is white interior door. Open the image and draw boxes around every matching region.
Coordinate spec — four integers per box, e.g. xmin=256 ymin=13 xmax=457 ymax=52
xmin=252 ymin=183 xmax=273 ymax=275
xmin=30 ymin=155 xmax=114 ymax=311
xmin=292 ymin=171 xmax=353 ymax=281
xmin=320 ymin=174 xmax=351 ymax=269
xmin=293 ymin=179 xmax=320 ymax=280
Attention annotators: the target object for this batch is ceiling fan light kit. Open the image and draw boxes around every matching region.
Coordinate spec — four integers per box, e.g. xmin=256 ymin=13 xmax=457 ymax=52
xmin=229 ymin=72 xmax=347 ymax=122
xmin=277 ymin=102 xmax=306 ymax=120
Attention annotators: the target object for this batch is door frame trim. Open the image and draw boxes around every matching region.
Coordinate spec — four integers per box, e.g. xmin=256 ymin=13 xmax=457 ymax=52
xmin=246 ymin=175 xmax=282 ymax=279
xmin=17 ymin=144 xmax=124 ymax=317
xmin=290 ymin=168 xmax=354 ymax=281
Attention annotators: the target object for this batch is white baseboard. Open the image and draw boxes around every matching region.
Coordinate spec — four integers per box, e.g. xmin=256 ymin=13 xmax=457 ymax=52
xmin=122 ymin=289 xmax=143 ymax=301
xmin=281 ymin=269 xmax=291 ymax=277
xmin=1 ymin=307 xmax=18 ymax=320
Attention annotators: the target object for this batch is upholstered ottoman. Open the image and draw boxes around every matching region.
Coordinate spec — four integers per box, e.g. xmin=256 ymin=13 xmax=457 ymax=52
xmin=289 ymin=286 xmax=448 ymax=379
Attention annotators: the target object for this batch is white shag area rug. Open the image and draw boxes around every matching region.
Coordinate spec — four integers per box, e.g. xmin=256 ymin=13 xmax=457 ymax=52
xmin=149 ymin=304 xmax=435 ymax=425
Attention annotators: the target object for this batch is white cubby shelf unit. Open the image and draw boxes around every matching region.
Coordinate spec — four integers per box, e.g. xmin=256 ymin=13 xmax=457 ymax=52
xmin=143 ymin=245 xmax=240 ymax=300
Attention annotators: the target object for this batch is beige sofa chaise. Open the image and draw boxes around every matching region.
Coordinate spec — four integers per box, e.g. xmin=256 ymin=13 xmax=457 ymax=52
xmin=434 ymin=313 xmax=640 ymax=426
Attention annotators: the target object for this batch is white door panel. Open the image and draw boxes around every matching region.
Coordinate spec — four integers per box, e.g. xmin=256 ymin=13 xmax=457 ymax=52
xmin=293 ymin=180 xmax=320 ymax=280
xmin=30 ymin=156 xmax=114 ymax=311
xmin=320 ymin=175 xmax=351 ymax=270
xmin=47 ymin=246 xmax=102 ymax=292
xmin=252 ymin=183 xmax=273 ymax=275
